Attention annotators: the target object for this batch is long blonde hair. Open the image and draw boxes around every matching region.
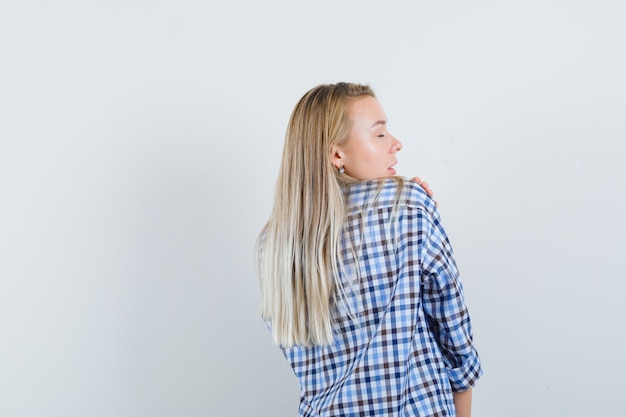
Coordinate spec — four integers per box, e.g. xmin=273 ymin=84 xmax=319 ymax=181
xmin=257 ymin=83 xmax=375 ymax=347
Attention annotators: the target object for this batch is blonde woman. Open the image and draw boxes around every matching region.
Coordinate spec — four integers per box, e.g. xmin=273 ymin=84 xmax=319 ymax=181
xmin=257 ymin=83 xmax=482 ymax=417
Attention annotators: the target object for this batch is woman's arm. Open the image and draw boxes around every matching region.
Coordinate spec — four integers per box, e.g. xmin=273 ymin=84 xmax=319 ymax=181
xmin=453 ymin=388 xmax=473 ymax=417
xmin=418 ymin=202 xmax=483 ymax=399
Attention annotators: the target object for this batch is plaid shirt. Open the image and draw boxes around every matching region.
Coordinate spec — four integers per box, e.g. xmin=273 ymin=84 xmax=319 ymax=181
xmin=282 ymin=178 xmax=482 ymax=416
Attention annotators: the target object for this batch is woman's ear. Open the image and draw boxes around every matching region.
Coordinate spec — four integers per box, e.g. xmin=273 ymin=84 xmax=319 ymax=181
xmin=330 ymin=144 xmax=345 ymax=169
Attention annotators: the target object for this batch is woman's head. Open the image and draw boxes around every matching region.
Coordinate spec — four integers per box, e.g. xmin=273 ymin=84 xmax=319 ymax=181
xmin=332 ymin=94 xmax=402 ymax=180
xmin=283 ymin=82 xmax=402 ymax=183
xmin=282 ymin=82 xmax=378 ymax=185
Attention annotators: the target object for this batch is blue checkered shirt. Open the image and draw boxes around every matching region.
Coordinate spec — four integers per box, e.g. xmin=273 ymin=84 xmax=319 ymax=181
xmin=281 ymin=178 xmax=482 ymax=416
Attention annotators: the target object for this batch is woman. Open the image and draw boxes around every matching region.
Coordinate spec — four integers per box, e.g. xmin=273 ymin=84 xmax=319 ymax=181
xmin=257 ymin=82 xmax=482 ymax=416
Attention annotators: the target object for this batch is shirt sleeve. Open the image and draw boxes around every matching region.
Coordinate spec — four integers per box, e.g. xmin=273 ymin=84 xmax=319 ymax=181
xmin=419 ymin=208 xmax=483 ymax=392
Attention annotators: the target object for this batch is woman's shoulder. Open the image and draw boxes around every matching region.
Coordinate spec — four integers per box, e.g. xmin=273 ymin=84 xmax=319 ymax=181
xmin=346 ymin=177 xmax=437 ymax=214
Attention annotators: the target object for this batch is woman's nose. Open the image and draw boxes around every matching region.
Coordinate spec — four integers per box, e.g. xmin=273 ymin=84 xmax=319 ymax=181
xmin=392 ymin=136 xmax=402 ymax=153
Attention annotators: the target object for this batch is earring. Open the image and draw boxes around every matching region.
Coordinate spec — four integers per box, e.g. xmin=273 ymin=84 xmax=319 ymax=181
xmin=338 ymin=166 xmax=345 ymax=174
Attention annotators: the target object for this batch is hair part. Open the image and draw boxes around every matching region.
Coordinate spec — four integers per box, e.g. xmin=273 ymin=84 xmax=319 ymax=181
xmin=257 ymin=82 xmax=375 ymax=347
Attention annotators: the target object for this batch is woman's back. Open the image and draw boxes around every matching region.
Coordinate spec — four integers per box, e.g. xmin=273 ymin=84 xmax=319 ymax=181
xmin=281 ymin=178 xmax=482 ymax=416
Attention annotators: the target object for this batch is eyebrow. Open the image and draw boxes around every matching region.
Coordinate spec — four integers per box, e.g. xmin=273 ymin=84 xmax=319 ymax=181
xmin=371 ymin=120 xmax=387 ymax=128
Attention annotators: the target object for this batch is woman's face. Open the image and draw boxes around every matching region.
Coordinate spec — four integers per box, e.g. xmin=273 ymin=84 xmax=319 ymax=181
xmin=332 ymin=96 xmax=402 ymax=181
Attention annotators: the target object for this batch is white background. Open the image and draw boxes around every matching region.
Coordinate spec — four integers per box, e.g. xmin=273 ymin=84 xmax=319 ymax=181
xmin=1 ymin=1 xmax=625 ymax=416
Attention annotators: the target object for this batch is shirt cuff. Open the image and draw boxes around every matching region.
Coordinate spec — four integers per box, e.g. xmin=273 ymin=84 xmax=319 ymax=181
xmin=447 ymin=351 xmax=483 ymax=392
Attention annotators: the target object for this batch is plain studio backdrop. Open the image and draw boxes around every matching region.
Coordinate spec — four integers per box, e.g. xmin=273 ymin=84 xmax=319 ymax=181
xmin=1 ymin=1 xmax=624 ymax=416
